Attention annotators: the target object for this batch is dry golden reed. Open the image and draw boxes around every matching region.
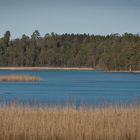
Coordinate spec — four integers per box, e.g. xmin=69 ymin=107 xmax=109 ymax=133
xmin=0 ymin=104 xmax=139 ymax=140
xmin=0 ymin=75 xmax=40 ymax=81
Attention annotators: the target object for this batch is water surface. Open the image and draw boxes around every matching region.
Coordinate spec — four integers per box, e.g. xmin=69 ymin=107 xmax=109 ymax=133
xmin=0 ymin=70 xmax=139 ymax=106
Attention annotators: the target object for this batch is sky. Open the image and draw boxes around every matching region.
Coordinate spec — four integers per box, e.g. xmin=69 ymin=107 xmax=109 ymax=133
xmin=0 ymin=0 xmax=140 ymax=38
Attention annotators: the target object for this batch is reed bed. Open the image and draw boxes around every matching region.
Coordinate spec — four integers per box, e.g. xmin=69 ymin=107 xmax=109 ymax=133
xmin=0 ymin=75 xmax=40 ymax=81
xmin=0 ymin=104 xmax=139 ymax=140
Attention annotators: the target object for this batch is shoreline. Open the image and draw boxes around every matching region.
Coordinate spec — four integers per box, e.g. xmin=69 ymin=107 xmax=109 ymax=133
xmin=0 ymin=67 xmax=139 ymax=73
xmin=0 ymin=67 xmax=95 ymax=70
xmin=105 ymin=70 xmax=140 ymax=73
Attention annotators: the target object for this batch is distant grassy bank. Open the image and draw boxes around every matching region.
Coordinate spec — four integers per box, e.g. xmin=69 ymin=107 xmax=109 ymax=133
xmin=0 ymin=104 xmax=140 ymax=140
xmin=0 ymin=67 xmax=140 ymax=73
xmin=0 ymin=67 xmax=95 ymax=70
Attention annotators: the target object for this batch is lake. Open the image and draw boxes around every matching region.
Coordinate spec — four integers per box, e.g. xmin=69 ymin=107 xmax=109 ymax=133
xmin=0 ymin=70 xmax=140 ymax=106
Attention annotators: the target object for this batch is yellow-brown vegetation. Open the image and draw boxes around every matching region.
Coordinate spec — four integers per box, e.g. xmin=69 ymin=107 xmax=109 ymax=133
xmin=0 ymin=75 xmax=40 ymax=81
xmin=0 ymin=67 xmax=95 ymax=70
xmin=0 ymin=104 xmax=139 ymax=140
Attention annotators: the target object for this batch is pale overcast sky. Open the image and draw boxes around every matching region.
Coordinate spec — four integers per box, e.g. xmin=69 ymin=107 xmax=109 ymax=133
xmin=0 ymin=0 xmax=140 ymax=38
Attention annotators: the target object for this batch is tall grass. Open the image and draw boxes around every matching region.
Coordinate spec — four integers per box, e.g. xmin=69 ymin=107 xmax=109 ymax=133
xmin=0 ymin=75 xmax=40 ymax=81
xmin=0 ymin=104 xmax=140 ymax=140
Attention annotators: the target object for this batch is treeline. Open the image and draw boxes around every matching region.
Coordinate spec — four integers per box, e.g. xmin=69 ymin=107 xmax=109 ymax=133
xmin=0 ymin=30 xmax=140 ymax=71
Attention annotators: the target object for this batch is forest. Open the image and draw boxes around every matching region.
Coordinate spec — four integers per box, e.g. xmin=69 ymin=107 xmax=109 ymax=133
xmin=0 ymin=30 xmax=140 ymax=71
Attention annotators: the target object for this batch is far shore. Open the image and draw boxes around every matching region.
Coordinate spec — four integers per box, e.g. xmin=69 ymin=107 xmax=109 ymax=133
xmin=0 ymin=67 xmax=95 ymax=70
xmin=0 ymin=67 xmax=139 ymax=73
xmin=105 ymin=70 xmax=140 ymax=73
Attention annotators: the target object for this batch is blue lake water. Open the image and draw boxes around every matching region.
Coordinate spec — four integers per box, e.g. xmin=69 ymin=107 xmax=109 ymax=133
xmin=0 ymin=70 xmax=140 ymax=106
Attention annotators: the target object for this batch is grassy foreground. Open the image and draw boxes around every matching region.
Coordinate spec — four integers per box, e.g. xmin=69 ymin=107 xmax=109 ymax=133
xmin=0 ymin=104 xmax=140 ymax=140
